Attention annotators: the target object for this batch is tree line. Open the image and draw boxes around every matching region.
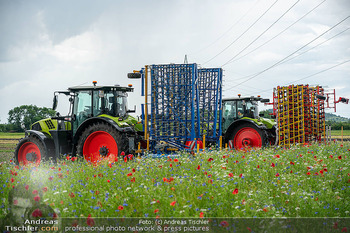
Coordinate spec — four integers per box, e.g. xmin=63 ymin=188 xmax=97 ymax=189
xmin=0 ymin=105 xmax=56 ymax=132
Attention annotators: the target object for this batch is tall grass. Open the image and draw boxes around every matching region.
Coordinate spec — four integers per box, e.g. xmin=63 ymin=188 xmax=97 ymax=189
xmin=1 ymin=143 xmax=349 ymax=219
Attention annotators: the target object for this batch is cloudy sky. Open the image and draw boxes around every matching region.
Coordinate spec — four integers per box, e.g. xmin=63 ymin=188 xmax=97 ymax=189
xmin=0 ymin=0 xmax=349 ymax=123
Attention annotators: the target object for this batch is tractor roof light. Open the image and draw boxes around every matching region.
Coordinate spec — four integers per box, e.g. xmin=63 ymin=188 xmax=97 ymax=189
xmin=238 ymin=94 xmax=241 ymax=98
xmin=93 ymin=81 xmax=97 ymax=86
xmin=128 ymin=84 xmax=133 ymax=87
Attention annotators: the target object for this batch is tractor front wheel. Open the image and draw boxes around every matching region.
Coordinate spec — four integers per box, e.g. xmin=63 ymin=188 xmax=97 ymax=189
xmin=76 ymin=123 xmax=126 ymax=164
xmin=15 ymin=136 xmax=45 ymax=166
xmin=230 ymin=123 xmax=267 ymax=150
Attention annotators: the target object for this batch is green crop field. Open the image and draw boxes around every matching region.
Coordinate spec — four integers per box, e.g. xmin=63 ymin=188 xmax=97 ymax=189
xmin=0 ymin=132 xmax=24 ymax=139
xmin=331 ymin=130 xmax=350 ymax=136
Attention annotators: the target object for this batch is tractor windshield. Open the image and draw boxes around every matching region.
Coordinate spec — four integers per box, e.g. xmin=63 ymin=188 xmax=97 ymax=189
xmin=92 ymin=90 xmax=128 ymax=117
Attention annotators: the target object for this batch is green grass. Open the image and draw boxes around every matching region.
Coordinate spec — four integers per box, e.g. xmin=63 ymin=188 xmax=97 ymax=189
xmin=330 ymin=130 xmax=350 ymax=136
xmin=1 ymin=142 xmax=349 ymax=221
xmin=0 ymin=132 xmax=24 ymax=139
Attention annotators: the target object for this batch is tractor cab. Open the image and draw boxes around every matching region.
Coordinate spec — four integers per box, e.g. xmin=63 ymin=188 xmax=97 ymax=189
xmin=222 ymin=96 xmax=269 ymax=134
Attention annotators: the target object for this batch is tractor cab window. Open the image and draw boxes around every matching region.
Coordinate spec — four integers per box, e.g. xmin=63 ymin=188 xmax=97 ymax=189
xmin=237 ymin=100 xmax=257 ymax=119
xmin=73 ymin=91 xmax=92 ymax=133
xmin=237 ymin=101 xmax=244 ymax=118
xmin=110 ymin=92 xmax=128 ymax=117
xmin=92 ymin=90 xmax=128 ymax=117
xmin=222 ymin=101 xmax=237 ymax=133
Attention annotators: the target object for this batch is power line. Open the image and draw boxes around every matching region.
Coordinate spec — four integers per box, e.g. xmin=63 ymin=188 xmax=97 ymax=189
xmin=225 ymin=0 xmax=327 ymax=64
xmin=221 ymin=0 xmax=301 ymax=67
xmin=246 ymin=59 xmax=350 ymax=95
xmin=202 ymin=0 xmax=279 ymax=65
xmin=191 ymin=0 xmax=261 ymax=56
xmin=285 ymin=59 xmax=350 ymax=84
xmin=224 ymin=15 xmax=350 ymax=91
xmin=225 ymin=26 xmax=349 ymax=83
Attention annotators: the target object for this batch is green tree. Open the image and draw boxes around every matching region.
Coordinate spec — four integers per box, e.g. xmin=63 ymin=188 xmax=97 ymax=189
xmin=8 ymin=105 xmax=56 ymax=131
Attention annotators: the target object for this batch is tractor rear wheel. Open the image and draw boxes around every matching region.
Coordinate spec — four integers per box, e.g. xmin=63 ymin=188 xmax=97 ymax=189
xmin=230 ymin=123 xmax=267 ymax=150
xmin=76 ymin=123 xmax=126 ymax=163
xmin=15 ymin=136 xmax=45 ymax=166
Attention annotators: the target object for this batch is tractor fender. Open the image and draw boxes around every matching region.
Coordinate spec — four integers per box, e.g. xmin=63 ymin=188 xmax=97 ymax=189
xmin=25 ymin=130 xmax=55 ymax=157
xmin=73 ymin=117 xmax=134 ymax=145
xmin=223 ymin=119 xmax=267 ymax=142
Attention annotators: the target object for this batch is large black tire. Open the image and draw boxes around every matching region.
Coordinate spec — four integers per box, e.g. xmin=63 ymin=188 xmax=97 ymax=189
xmin=229 ymin=122 xmax=268 ymax=150
xmin=14 ymin=136 xmax=46 ymax=166
xmin=76 ymin=122 xmax=127 ymax=163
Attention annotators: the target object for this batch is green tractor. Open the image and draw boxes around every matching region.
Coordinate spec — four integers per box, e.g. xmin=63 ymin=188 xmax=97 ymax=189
xmin=14 ymin=82 xmax=143 ymax=165
xmin=222 ymin=96 xmax=276 ymax=149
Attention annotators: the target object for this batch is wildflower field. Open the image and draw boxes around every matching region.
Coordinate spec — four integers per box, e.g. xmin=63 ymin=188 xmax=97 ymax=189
xmin=0 ymin=142 xmax=349 ymax=221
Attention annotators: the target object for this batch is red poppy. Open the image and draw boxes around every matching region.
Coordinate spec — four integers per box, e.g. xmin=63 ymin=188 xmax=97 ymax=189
xmin=131 ymin=177 xmax=135 ymax=182
xmin=95 ymin=191 xmax=100 ymax=195
xmin=127 ymin=173 xmax=132 ymax=176
xmin=170 ymin=201 xmax=176 ymax=206
xmin=208 ymin=179 xmax=213 ymax=184
xmin=69 ymin=192 xmax=75 ymax=198
xmin=31 ymin=209 xmax=42 ymax=217
xmin=66 ymin=156 xmax=70 ymax=160
xmin=107 ymin=180 xmax=111 ymax=183
xmin=271 ymin=163 xmax=275 ymax=167
xmin=239 ymin=173 xmax=243 ymax=178
xmin=228 ymin=173 xmax=234 ymax=177
xmin=174 ymin=159 xmax=179 ymax=162
xmin=338 ymin=156 xmax=342 ymax=160
xmin=169 ymin=177 xmax=174 ymax=182
xmin=124 ymin=157 xmax=127 ymax=163
xmin=275 ymin=154 xmax=280 ymax=158
xmin=324 ymin=168 xmax=328 ymax=172
xmin=199 ymin=212 xmax=204 ymax=218
xmin=121 ymin=151 xmax=125 ymax=156
xmin=71 ymin=157 xmax=77 ymax=162
xmin=118 ymin=205 xmax=124 ymax=210
xmin=232 ymin=188 xmax=239 ymax=195
xmin=34 ymin=196 xmax=40 ymax=202
xmin=330 ymin=155 xmax=334 ymax=159
xmin=132 ymin=168 xmax=136 ymax=173
xmin=42 ymin=187 xmax=48 ymax=193
xmin=207 ymin=158 xmax=213 ymax=162
xmin=220 ymin=221 xmax=229 ymax=227
xmin=10 ymin=178 xmax=14 ymax=183
xmin=319 ymin=170 xmax=324 ymax=174
xmin=32 ymin=190 xmax=38 ymax=195
xmin=275 ymin=173 xmax=280 ymax=177
xmin=257 ymin=165 xmax=260 ymax=168
xmin=25 ymin=185 xmax=29 ymax=190
xmin=197 ymin=165 xmax=200 ymax=170
xmin=87 ymin=214 xmax=95 ymax=226
xmin=128 ymin=154 xmax=133 ymax=160
xmin=307 ymin=172 xmax=311 ymax=175
xmin=263 ymin=207 xmax=268 ymax=212
xmin=163 ymin=177 xmax=168 ymax=182
xmin=290 ymin=161 xmax=295 ymax=165
xmin=170 ymin=164 xmax=173 ymax=167
xmin=154 ymin=209 xmax=159 ymax=213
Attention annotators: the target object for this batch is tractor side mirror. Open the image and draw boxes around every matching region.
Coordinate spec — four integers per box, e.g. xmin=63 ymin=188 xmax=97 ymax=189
xmin=128 ymin=73 xmax=141 ymax=79
xmin=260 ymin=98 xmax=270 ymax=103
xmin=53 ymin=95 xmax=58 ymax=110
xmin=127 ymin=105 xmax=136 ymax=113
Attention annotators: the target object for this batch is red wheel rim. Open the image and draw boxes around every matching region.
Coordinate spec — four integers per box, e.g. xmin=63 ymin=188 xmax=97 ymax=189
xmin=17 ymin=142 xmax=41 ymax=166
xmin=83 ymin=131 xmax=118 ymax=163
xmin=234 ymin=127 xmax=262 ymax=150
